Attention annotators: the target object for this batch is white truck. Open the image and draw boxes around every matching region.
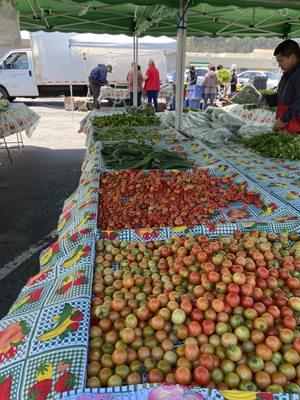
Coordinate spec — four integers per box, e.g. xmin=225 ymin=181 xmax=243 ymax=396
xmin=0 ymin=32 xmax=173 ymax=100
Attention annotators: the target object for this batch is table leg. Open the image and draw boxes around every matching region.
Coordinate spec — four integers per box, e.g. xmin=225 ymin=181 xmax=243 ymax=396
xmin=3 ymin=138 xmax=13 ymax=163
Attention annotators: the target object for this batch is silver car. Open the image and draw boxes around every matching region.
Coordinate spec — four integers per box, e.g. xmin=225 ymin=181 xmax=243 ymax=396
xmin=237 ymin=70 xmax=279 ymax=89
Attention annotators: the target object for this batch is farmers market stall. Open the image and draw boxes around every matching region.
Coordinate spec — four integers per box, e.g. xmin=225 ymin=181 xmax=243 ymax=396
xmin=2 ymin=1 xmax=300 ymax=399
xmin=0 ymin=106 xmax=299 ymax=399
xmin=0 ymin=103 xmax=40 ymax=162
xmin=98 ymin=87 xmax=174 ymax=108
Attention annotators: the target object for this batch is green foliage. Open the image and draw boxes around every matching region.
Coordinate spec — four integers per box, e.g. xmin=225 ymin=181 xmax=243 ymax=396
xmin=217 ymin=69 xmax=231 ymax=84
xmin=243 ymin=131 xmax=300 ymax=160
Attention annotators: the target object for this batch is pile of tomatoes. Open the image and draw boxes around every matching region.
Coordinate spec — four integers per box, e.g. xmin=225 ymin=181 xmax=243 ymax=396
xmin=88 ymin=231 xmax=300 ymax=392
xmin=97 ymin=169 xmax=263 ymax=230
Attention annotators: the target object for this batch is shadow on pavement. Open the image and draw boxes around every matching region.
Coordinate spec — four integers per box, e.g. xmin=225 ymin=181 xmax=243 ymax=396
xmin=0 ymin=145 xmax=85 ymax=318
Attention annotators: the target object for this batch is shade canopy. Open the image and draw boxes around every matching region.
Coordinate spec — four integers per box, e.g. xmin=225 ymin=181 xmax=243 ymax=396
xmin=69 ymin=34 xmax=177 ymax=57
xmin=13 ymin=1 xmax=300 ymax=38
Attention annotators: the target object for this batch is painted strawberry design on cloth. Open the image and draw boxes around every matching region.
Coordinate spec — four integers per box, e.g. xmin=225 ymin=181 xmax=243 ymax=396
xmin=0 ymin=375 xmax=12 ymax=400
xmin=28 ymin=362 xmax=53 ymax=400
xmin=54 ymin=372 xmax=76 ymax=393
xmin=257 ymin=394 xmax=274 ymax=400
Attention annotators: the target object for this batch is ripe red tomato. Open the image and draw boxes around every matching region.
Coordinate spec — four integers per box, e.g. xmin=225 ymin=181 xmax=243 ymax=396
xmin=175 ymin=367 xmax=192 ymax=385
xmin=184 ymin=343 xmax=200 ymax=362
xmin=227 ymin=283 xmax=240 ymax=294
xmin=188 ymin=321 xmax=202 ymax=337
xmin=199 ymin=353 xmax=214 ymax=370
xmin=241 ymin=284 xmax=253 ymax=296
xmin=193 ymin=366 xmax=210 ymax=386
xmin=191 ymin=309 xmax=204 ymax=322
xmin=241 ymin=296 xmax=254 ymax=308
xmin=202 ymin=319 xmax=215 ymax=336
xmin=283 ymin=316 xmax=297 ymax=329
xmin=225 ymin=293 xmax=240 ymax=308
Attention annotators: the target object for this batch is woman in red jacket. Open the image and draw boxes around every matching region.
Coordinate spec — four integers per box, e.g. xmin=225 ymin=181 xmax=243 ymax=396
xmin=144 ymin=60 xmax=160 ymax=112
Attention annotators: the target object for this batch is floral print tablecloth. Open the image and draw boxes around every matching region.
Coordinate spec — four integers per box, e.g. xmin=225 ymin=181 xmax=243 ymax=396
xmin=0 ymin=103 xmax=40 ymax=139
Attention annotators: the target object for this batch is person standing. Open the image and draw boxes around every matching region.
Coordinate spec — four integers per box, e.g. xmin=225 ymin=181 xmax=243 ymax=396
xmin=230 ymin=66 xmax=238 ymax=95
xmin=144 ymin=60 xmax=160 ymax=112
xmin=202 ymin=66 xmax=218 ymax=110
xmin=264 ymin=40 xmax=300 ymax=134
xmin=89 ymin=64 xmax=112 ymax=109
xmin=126 ymin=64 xmax=144 ymax=107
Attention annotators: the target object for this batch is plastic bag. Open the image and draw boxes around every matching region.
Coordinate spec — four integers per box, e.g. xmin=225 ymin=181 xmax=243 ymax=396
xmin=197 ymin=127 xmax=233 ymax=143
xmin=236 ymin=124 xmax=273 ymax=139
xmin=230 ymin=84 xmax=262 ymax=105
xmin=217 ymin=112 xmax=246 ymax=132
xmin=163 ymin=110 xmax=176 ymax=127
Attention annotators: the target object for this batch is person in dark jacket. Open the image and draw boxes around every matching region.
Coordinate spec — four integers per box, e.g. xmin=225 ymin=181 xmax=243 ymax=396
xmin=188 ymin=66 xmax=197 ymax=85
xmin=230 ymin=67 xmax=238 ymax=94
xmin=89 ymin=64 xmax=112 ymax=109
xmin=265 ymin=40 xmax=300 ymax=134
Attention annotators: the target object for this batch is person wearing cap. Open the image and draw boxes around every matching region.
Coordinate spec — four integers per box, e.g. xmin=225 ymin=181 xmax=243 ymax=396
xmin=264 ymin=40 xmax=300 ymax=134
xmin=89 ymin=64 xmax=113 ymax=109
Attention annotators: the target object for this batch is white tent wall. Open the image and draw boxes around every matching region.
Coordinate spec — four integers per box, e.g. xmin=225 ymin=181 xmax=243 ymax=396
xmin=85 ymin=52 xmax=169 ymax=84
xmin=69 ymin=33 xmax=177 ymax=84
xmin=29 ymin=31 xmax=175 ymax=86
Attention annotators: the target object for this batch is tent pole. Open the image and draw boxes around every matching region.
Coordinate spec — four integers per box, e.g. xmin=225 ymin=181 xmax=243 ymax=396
xmin=68 ymin=44 xmax=74 ymax=111
xmin=133 ymin=33 xmax=138 ymax=107
xmin=175 ymin=0 xmax=187 ymax=131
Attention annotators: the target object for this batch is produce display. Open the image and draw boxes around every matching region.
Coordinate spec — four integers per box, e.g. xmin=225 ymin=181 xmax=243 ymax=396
xmin=101 ymin=142 xmax=195 ymax=170
xmin=230 ymin=85 xmax=261 ymax=105
xmin=243 ymin=131 xmax=300 ymax=161
xmin=93 ymin=127 xmax=162 ymax=144
xmin=91 ymin=113 xmax=160 ymax=129
xmin=98 ymin=169 xmax=263 ymax=230
xmin=1 ymin=103 xmax=299 ymax=400
xmin=260 ymin=89 xmax=277 ymax=97
xmin=88 ymin=231 xmax=300 ymax=392
xmin=126 ymin=104 xmax=155 ymax=116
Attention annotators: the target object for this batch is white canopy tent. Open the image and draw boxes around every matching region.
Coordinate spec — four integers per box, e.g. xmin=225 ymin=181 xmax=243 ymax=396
xmin=69 ymin=34 xmax=177 ymax=56
xmin=68 ymin=33 xmax=177 ymax=106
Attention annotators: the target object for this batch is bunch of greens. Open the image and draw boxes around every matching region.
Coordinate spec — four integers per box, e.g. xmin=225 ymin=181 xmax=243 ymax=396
xmin=260 ymin=89 xmax=277 ymax=97
xmin=243 ymin=131 xmax=300 ymax=160
xmin=91 ymin=113 xmax=160 ymax=129
xmin=217 ymin=69 xmax=231 ymax=84
xmin=101 ymin=142 xmax=194 ymax=170
xmin=231 ymin=85 xmax=261 ymax=105
xmin=93 ymin=126 xmax=162 ymax=143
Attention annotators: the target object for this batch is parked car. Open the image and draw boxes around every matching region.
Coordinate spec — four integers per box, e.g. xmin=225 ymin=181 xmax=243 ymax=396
xmin=237 ymin=70 xmax=278 ymax=89
xmin=167 ymin=67 xmax=208 ymax=84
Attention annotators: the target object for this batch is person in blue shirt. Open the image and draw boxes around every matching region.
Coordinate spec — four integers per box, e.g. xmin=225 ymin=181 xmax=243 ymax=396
xmin=89 ymin=64 xmax=112 ymax=109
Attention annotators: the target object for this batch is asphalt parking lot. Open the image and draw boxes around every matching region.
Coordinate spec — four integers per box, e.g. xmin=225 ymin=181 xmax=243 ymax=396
xmin=0 ymin=98 xmax=87 ymax=318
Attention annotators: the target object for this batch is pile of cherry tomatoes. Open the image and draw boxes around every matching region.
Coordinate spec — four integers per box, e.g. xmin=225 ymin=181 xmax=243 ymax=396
xmin=98 ymin=169 xmax=263 ymax=230
xmin=88 ymin=231 xmax=300 ymax=393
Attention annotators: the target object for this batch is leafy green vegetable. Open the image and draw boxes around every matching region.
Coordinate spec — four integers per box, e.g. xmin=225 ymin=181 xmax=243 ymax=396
xmin=231 ymin=85 xmax=261 ymax=105
xmin=259 ymin=89 xmax=277 ymax=97
xmin=101 ymin=142 xmax=194 ymax=170
xmin=243 ymin=131 xmax=300 ymax=160
xmin=217 ymin=69 xmax=231 ymax=84
xmin=91 ymin=113 xmax=160 ymax=129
